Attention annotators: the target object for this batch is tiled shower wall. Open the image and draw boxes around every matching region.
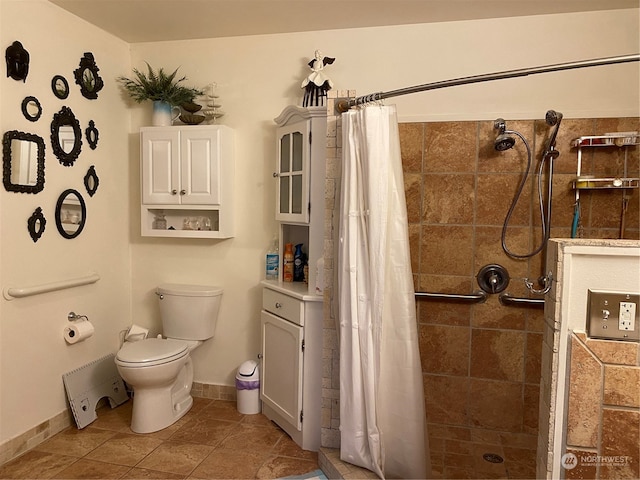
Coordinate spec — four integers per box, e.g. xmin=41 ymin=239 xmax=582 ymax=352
xmin=320 ymin=102 xmax=639 ymax=464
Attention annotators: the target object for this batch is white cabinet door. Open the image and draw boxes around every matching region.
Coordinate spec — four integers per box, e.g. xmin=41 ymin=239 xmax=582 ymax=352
xmin=260 ymin=310 xmax=303 ymax=430
xmin=275 ymin=119 xmax=310 ymax=223
xmin=180 ymin=128 xmax=221 ymax=205
xmin=141 ymin=129 xmax=180 ymax=205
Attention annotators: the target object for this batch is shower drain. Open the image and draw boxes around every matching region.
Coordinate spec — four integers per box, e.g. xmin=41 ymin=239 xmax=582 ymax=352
xmin=483 ymin=453 xmax=504 ymax=464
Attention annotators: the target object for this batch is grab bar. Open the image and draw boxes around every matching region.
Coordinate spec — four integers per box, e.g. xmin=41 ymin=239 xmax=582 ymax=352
xmin=415 ymin=291 xmax=487 ymax=304
xmin=499 ymin=294 xmax=545 ymax=309
xmin=3 ymin=272 xmax=100 ymax=300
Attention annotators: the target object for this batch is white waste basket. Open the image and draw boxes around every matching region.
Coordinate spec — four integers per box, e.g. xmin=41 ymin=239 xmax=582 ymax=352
xmin=236 ymin=360 xmax=261 ymax=414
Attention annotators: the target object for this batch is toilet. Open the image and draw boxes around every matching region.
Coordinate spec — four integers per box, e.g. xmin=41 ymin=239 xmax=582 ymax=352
xmin=115 ymin=283 xmax=223 ymax=433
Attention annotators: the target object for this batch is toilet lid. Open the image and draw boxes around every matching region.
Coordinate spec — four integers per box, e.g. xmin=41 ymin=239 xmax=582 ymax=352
xmin=116 ymin=338 xmax=189 ymax=367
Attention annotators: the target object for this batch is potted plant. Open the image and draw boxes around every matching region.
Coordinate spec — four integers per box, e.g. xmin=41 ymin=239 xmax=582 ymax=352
xmin=117 ymin=63 xmax=203 ymax=126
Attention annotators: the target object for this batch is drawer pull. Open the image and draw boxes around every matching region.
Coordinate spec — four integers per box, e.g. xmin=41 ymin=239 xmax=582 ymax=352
xmin=275 ymin=302 xmax=282 ymax=308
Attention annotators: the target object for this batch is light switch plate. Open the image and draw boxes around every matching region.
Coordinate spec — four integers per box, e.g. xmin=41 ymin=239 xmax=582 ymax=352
xmin=587 ymin=290 xmax=640 ymax=342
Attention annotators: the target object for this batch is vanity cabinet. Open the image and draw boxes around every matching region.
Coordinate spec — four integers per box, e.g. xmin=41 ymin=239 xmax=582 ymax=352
xmin=260 ymin=283 xmax=322 ymax=451
xmin=140 ymin=125 xmax=234 ymax=238
xmin=260 ymin=106 xmax=327 ymax=451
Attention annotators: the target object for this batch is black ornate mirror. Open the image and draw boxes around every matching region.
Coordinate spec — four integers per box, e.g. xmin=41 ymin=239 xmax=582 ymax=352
xmin=51 ymin=106 xmax=82 ymax=166
xmin=55 ymin=189 xmax=86 ymax=239
xmin=27 ymin=207 xmax=46 ymax=242
xmin=2 ymin=130 xmax=45 ymax=194
xmin=74 ymin=52 xmax=104 ymax=100
xmin=21 ymin=96 xmax=42 ymax=122
xmin=84 ymin=165 xmax=99 ymax=197
xmin=5 ymin=41 xmax=29 ymax=82
xmin=51 ymin=75 xmax=69 ymax=99
xmin=85 ymin=120 xmax=99 ymax=150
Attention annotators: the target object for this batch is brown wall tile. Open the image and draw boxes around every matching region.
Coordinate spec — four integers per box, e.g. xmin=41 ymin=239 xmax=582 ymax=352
xmin=424 ymin=375 xmax=469 ymax=425
xmin=419 ymin=324 xmax=470 ymax=376
xmin=470 ymin=329 xmax=525 ymax=382
xmin=603 ymin=365 xmax=640 ymax=407
xmin=423 ymin=174 xmax=475 ymax=224
xmin=424 ymin=122 xmax=477 ymax=173
xmin=566 ymin=336 xmax=602 ymax=448
xmin=467 ymin=379 xmax=523 ymax=431
xmin=600 ymin=408 xmax=640 ymax=479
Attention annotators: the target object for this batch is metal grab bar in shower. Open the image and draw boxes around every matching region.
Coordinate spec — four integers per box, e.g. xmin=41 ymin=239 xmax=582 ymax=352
xmin=415 ymin=291 xmax=488 ymax=304
xmin=499 ymin=294 xmax=545 ymax=309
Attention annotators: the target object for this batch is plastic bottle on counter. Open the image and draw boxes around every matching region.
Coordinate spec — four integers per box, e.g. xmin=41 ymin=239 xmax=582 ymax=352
xmin=283 ymin=243 xmax=294 ymax=282
xmin=293 ymin=244 xmax=307 ymax=282
xmin=265 ymin=236 xmax=279 ymax=280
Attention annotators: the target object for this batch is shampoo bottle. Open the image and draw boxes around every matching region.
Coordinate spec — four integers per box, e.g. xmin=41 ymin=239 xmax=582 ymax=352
xmin=293 ymin=244 xmax=306 ymax=282
xmin=283 ymin=243 xmax=294 ymax=282
xmin=265 ymin=236 xmax=279 ymax=280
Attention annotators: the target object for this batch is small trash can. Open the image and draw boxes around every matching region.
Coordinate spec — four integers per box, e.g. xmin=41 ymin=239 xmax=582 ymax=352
xmin=236 ymin=360 xmax=261 ymax=414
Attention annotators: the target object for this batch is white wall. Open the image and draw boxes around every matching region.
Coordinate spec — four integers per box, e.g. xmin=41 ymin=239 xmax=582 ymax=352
xmin=129 ymin=8 xmax=639 ymax=388
xmin=0 ymin=0 xmax=131 ymax=442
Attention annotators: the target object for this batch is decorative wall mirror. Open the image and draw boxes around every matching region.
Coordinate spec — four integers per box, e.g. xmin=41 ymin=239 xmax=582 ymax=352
xmin=51 ymin=75 xmax=69 ymax=99
xmin=5 ymin=41 xmax=29 ymax=82
xmin=73 ymin=52 xmax=104 ymax=100
xmin=55 ymin=189 xmax=86 ymax=239
xmin=21 ymin=96 xmax=42 ymax=122
xmin=27 ymin=207 xmax=46 ymax=242
xmin=85 ymin=120 xmax=99 ymax=149
xmin=2 ymin=130 xmax=45 ymax=194
xmin=84 ymin=165 xmax=99 ymax=196
xmin=51 ymin=106 xmax=82 ymax=166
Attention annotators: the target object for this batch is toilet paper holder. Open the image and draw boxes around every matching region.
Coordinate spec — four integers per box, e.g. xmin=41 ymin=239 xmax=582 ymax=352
xmin=68 ymin=311 xmax=88 ymax=322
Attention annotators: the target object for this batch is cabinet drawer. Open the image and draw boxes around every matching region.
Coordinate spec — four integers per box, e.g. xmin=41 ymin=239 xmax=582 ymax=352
xmin=263 ymin=289 xmax=304 ymax=326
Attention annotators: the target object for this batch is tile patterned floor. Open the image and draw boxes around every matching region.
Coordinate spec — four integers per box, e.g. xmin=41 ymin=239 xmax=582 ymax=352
xmin=0 ymin=398 xmax=319 ymax=479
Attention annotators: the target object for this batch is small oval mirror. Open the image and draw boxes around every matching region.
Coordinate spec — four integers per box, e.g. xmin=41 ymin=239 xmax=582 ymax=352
xmin=84 ymin=165 xmax=99 ymax=197
xmin=85 ymin=120 xmax=99 ymax=150
xmin=74 ymin=52 xmax=103 ymax=100
xmin=27 ymin=206 xmax=46 ymax=242
xmin=51 ymin=75 xmax=69 ymax=99
xmin=50 ymin=106 xmax=82 ymax=166
xmin=55 ymin=189 xmax=86 ymax=239
xmin=21 ymin=96 xmax=42 ymax=122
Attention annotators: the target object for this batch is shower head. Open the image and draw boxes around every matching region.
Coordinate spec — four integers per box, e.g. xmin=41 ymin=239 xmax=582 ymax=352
xmin=493 ymin=118 xmax=516 ymax=151
xmin=495 ymin=134 xmax=516 ymax=151
xmin=543 ymin=109 xmax=564 ymax=158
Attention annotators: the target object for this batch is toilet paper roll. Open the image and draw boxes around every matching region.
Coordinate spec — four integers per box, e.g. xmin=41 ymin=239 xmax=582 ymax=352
xmin=125 ymin=324 xmax=149 ymax=342
xmin=64 ymin=321 xmax=95 ymax=344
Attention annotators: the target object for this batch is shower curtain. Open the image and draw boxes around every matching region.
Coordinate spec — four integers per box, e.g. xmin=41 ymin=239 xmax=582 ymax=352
xmin=338 ymin=104 xmax=430 ymax=479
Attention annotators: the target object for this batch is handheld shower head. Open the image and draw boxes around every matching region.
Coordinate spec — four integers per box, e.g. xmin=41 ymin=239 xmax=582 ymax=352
xmin=543 ymin=109 xmax=563 ymax=158
xmin=493 ymin=118 xmax=516 ymax=151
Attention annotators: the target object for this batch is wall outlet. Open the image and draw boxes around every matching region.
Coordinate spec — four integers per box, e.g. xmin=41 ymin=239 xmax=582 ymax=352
xmin=619 ymin=302 xmax=637 ymax=331
xmin=587 ymin=290 xmax=640 ymax=342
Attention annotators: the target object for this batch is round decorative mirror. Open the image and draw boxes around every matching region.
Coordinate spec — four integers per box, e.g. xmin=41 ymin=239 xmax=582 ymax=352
xmin=84 ymin=165 xmax=99 ymax=197
xmin=85 ymin=120 xmax=99 ymax=150
xmin=51 ymin=75 xmax=69 ymax=99
xmin=50 ymin=106 xmax=82 ymax=166
xmin=21 ymin=96 xmax=42 ymax=122
xmin=74 ymin=52 xmax=104 ymax=100
xmin=55 ymin=189 xmax=86 ymax=239
xmin=27 ymin=207 xmax=46 ymax=242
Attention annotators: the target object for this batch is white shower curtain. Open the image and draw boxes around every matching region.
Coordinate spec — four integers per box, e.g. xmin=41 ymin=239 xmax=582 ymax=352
xmin=338 ymin=104 xmax=430 ymax=479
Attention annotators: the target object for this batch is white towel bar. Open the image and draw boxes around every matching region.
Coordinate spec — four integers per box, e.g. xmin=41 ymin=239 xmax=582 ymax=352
xmin=3 ymin=272 xmax=100 ymax=300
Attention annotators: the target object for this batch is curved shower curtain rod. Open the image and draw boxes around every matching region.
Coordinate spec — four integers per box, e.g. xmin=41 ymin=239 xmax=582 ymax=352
xmin=336 ymin=53 xmax=640 ymax=112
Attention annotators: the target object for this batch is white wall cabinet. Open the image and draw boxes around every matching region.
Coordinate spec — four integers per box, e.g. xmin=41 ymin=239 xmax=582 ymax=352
xmin=261 ymin=106 xmax=326 ymax=451
xmin=140 ymin=125 xmax=234 ymax=238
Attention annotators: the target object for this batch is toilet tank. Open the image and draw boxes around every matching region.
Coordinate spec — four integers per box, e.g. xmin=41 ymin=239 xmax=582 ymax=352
xmin=156 ymin=284 xmax=223 ymax=340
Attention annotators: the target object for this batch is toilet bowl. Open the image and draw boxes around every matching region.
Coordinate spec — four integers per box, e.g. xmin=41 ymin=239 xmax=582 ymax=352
xmin=115 ymin=284 xmax=223 ymax=433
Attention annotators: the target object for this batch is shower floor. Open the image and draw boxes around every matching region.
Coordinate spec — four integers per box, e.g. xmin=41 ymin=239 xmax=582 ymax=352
xmin=319 ymin=424 xmax=537 ymax=480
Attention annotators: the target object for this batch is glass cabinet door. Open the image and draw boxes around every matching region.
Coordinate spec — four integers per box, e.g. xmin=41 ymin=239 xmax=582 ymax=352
xmin=276 ymin=120 xmax=310 ymax=223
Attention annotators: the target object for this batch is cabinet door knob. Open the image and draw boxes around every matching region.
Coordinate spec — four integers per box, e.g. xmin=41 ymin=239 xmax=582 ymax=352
xmin=275 ymin=302 xmax=282 ymax=309
xmin=272 ymin=172 xmax=279 ymax=178
xmin=180 ymin=189 xmax=186 ymax=195
xmin=171 ymin=189 xmax=177 ymax=195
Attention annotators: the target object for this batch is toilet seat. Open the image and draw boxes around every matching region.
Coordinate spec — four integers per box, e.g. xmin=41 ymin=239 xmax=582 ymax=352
xmin=115 ymin=338 xmax=189 ymax=367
